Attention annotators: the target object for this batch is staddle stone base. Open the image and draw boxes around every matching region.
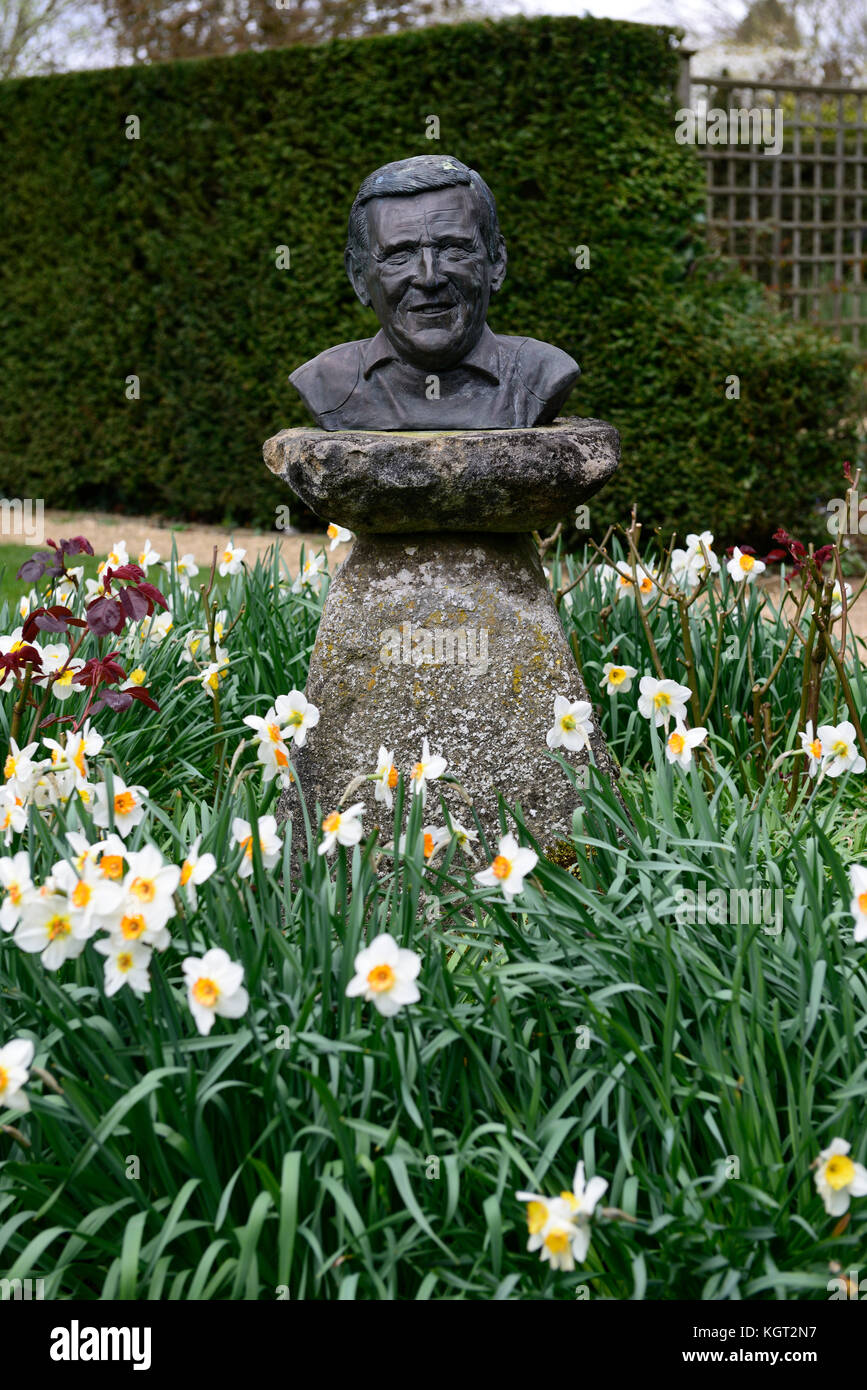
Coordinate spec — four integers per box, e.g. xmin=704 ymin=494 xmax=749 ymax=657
xmin=278 ymin=531 xmax=618 ymax=855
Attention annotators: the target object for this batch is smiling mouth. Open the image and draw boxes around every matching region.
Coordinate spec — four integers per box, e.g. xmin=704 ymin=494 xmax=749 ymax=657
xmin=407 ymin=303 xmax=455 ymax=316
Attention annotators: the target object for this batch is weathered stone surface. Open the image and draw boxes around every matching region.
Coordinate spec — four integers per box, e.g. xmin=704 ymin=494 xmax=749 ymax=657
xmin=278 ymin=530 xmax=619 ymax=854
xmin=263 ymin=417 xmax=620 ymax=535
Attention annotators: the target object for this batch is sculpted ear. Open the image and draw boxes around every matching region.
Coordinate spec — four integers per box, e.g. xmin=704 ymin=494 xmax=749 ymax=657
xmin=489 ymin=234 xmax=507 ymax=294
xmin=345 ymin=247 xmax=371 ymax=307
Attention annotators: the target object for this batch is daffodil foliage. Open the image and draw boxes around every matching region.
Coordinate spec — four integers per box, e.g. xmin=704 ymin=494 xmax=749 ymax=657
xmin=0 ymin=529 xmax=865 ymax=1299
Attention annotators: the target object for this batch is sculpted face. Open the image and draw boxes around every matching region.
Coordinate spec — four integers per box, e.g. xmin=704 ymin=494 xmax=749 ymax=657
xmin=358 ymin=185 xmax=506 ymax=371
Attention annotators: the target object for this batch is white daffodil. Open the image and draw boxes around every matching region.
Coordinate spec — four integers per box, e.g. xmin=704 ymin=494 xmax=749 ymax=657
xmin=274 ymin=689 xmax=320 ymax=747
xmin=814 ymin=1137 xmax=867 ymax=1216
xmin=180 ymin=629 xmax=208 ymax=663
xmin=445 ymin=818 xmax=480 ymax=861
xmin=546 ymin=696 xmax=593 ymax=753
xmin=848 ymin=865 xmax=867 ymax=944
xmin=199 ymin=649 xmax=230 ymax=693
xmin=291 ymin=552 xmax=325 ymax=594
xmin=232 ymin=815 xmax=282 ymax=878
xmin=475 ymin=833 xmax=538 ymax=903
xmin=818 ymin=721 xmax=866 ymax=778
xmin=92 ymin=776 xmax=148 ymax=837
xmin=94 ymin=938 xmax=153 ymax=997
xmin=218 ymin=543 xmax=247 ymax=577
xmin=13 ymin=891 xmax=89 ymax=969
xmin=831 ymin=581 xmax=853 ymax=619
xmin=43 ymin=722 xmax=104 ymax=788
xmin=51 ymin=859 xmax=124 ymax=938
xmin=3 ymin=739 xmax=41 ymax=799
xmin=92 ymin=835 xmax=129 ymax=885
xmin=600 ymin=662 xmax=637 ymax=694
xmin=0 ymin=788 xmax=27 ymax=845
xmin=326 ymin=522 xmax=353 ymax=551
xmin=179 ymin=835 xmax=217 ymax=910
xmin=373 ymin=745 xmax=399 ymax=809
xmin=421 ymin=825 xmax=452 ymax=861
xmin=345 ymin=931 xmax=421 ymax=1017
xmin=17 ymin=589 xmax=39 ymax=622
xmin=665 ymin=722 xmax=708 ymax=769
xmin=0 ymin=851 xmax=33 ymax=933
xmin=146 ymin=609 xmax=174 ymax=644
xmin=726 ymin=546 xmax=766 ymax=584
xmin=0 ymin=1037 xmax=35 ymax=1113
xmin=799 ymin=719 xmax=824 ymax=778
xmin=40 ymin=644 xmax=84 ymax=701
xmin=517 ymin=1160 xmax=608 ymax=1269
xmin=52 ymin=567 xmax=83 ymax=607
xmin=242 ymin=711 xmax=292 ymax=783
xmin=613 ymin=560 xmax=656 ymax=602
xmin=409 ymin=738 xmax=447 ymax=802
xmin=137 ymin=538 xmax=160 ymax=570
xmin=637 ymin=675 xmax=692 ymax=729
xmin=121 ymin=845 xmax=181 ymax=934
xmin=98 ymin=540 xmax=129 ymax=575
xmin=182 ymin=947 xmax=249 ymax=1036
xmin=121 ymin=666 xmax=148 ymax=691
xmin=318 ymin=803 xmax=364 ymax=857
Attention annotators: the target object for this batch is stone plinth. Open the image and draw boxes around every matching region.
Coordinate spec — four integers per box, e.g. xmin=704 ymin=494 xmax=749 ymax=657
xmin=264 ymin=418 xmax=620 ymax=535
xmin=264 ymin=422 xmax=622 ymax=855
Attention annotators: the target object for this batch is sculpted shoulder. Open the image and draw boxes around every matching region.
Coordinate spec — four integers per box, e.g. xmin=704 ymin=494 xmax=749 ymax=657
xmin=501 ymin=335 xmax=580 ymax=405
xmin=289 ymin=341 xmax=367 ymax=422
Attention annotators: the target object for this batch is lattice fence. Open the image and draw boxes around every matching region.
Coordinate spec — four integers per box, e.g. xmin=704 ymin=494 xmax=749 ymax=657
xmin=687 ymin=69 xmax=867 ymax=349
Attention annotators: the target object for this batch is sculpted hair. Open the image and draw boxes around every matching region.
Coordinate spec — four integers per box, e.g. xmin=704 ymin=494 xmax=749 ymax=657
xmin=346 ymin=155 xmax=502 ymax=269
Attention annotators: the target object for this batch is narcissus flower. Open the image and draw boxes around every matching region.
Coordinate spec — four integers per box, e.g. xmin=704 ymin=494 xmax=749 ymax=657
xmin=446 ymin=817 xmax=480 ymax=861
xmin=3 ymin=739 xmax=41 ymax=798
xmin=13 ymin=891 xmax=89 ymax=970
xmin=292 ymin=553 xmax=325 ymax=593
xmin=0 ymin=852 xmax=33 ymax=933
xmin=97 ymin=540 xmax=129 ymax=575
xmin=799 ymin=719 xmax=824 ymax=778
xmin=326 ymin=523 xmax=353 ymax=550
xmin=373 ymin=745 xmax=400 ymax=809
xmin=243 ymin=711 xmax=292 ymax=782
xmin=475 ymin=833 xmax=538 ymax=903
xmin=814 ymin=1137 xmax=867 ymax=1216
xmin=664 ymin=722 xmax=708 ymax=769
xmin=637 ymin=676 xmax=691 ymax=729
xmin=43 ymin=722 xmax=104 ymax=788
xmin=318 ymin=803 xmax=364 ymax=856
xmin=831 ymin=581 xmax=853 ymax=618
xmin=173 ymin=553 xmax=200 ymax=594
xmin=137 ymin=539 xmax=160 ymax=570
xmin=51 ymin=859 xmax=124 ymax=938
xmin=600 ymin=662 xmax=637 ymax=694
xmin=818 ymin=721 xmax=866 ymax=778
xmin=120 ymin=845 xmax=181 ymax=934
xmin=849 ymin=865 xmax=867 ymax=944
xmin=92 ymin=777 xmax=148 ymax=837
xmin=726 ymin=546 xmax=766 ymax=583
xmin=274 ymin=690 xmax=320 ymax=747
xmin=218 ymin=543 xmax=247 ymax=577
xmin=179 ymin=835 xmax=217 ymax=909
xmin=409 ymin=738 xmax=447 ymax=802
xmin=40 ymin=644 xmax=84 ymax=701
xmin=94 ymin=938 xmax=152 ymax=997
xmin=198 ymin=649 xmax=230 ymax=693
xmin=546 ymin=696 xmax=593 ymax=752
xmin=613 ymin=560 xmax=656 ymax=602
xmin=182 ymin=947 xmax=249 ymax=1036
xmin=516 ymin=1160 xmax=608 ymax=1269
xmin=345 ymin=932 xmax=421 ymax=1017
xmin=0 ymin=788 xmax=27 ymax=845
xmin=232 ymin=815 xmax=283 ymax=877
xmin=0 ymin=1037 xmax=35 ymax=1113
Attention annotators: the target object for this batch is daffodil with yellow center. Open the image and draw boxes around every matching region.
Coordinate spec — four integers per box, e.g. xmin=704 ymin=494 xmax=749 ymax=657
xmin=739 ymin=553 xmax=755 ymax=573
xmin=115 ymin=790 xmax=136 ymax=816
xmin=120 ymin=914 xmax=147 ymax=940
xmin=193 ymin=977 xmax=220 ymax=1007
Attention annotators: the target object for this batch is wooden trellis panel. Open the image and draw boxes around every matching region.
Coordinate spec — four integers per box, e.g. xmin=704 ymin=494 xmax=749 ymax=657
xmin=689 ymin=70 xmax=867 ymax=349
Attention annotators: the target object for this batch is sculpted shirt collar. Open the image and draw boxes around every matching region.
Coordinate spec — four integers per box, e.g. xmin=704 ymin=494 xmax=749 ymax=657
xmin=360 ymin=325 xmax=502 ymax=383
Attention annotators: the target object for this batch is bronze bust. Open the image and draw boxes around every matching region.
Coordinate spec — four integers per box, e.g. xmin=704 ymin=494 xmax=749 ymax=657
xmin=290 ymin=155 xmax=580 ymax=430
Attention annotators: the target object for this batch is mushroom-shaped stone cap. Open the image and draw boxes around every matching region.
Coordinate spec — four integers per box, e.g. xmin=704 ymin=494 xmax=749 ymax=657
xmin=263 ymin=417 xmax=620 ymax=534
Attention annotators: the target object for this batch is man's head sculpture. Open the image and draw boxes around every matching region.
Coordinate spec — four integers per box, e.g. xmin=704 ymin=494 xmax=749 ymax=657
xmin=290 ymin=155 xmax=580 ymax=431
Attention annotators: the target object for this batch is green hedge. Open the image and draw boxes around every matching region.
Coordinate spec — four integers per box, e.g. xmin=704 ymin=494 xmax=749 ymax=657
xmin=0 ymin=16 xmax=860 ymax=541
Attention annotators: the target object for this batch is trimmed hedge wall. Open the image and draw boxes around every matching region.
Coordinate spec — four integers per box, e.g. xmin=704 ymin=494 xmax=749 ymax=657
xmin=0 ymin=16 xmax=860 ymax=541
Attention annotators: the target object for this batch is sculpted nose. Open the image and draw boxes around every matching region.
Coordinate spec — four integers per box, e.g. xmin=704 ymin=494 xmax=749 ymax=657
xmin=413 ymin=246 xmax=443 ymax=287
